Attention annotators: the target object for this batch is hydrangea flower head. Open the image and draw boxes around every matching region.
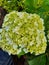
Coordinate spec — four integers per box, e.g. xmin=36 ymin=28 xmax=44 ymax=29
xmin=0 ymin=11 xmax=47 ymax=56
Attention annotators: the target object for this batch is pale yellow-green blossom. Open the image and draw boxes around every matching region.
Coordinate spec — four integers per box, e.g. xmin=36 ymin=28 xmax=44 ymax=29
xmin=0 ymin=11 xmax=47 ymax=56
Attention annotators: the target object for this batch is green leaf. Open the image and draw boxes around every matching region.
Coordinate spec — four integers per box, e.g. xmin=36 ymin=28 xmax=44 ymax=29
xmin=28 ymin=54 xmax=46 ymax=65
xmin=32 ymin=0 xmax=44 ymax=9
xmin=24 ymin=0 xmax=35 ymax=13
xmin=18 ymin=50 xmax=25 ymax=58
xmin=0 ymin=0 xmax=3 ymax=6
xmin=44 ymin=0 xmax=49 ymax=5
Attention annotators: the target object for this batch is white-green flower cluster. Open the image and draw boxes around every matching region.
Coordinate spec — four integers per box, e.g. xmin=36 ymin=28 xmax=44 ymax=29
xmin=47 ymin=31 xmax=49 ymax=42
xmin=0 ymin=11 xmax=47 ymax=55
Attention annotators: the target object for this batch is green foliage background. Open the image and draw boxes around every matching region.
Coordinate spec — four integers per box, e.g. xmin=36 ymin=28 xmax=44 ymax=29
xmin=0 ymin=0 xmax=49 ymax=65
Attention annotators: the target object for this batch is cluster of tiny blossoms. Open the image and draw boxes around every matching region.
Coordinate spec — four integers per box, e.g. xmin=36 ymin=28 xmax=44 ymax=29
xmin=0 ymin=11 xmax=47 ymax=55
